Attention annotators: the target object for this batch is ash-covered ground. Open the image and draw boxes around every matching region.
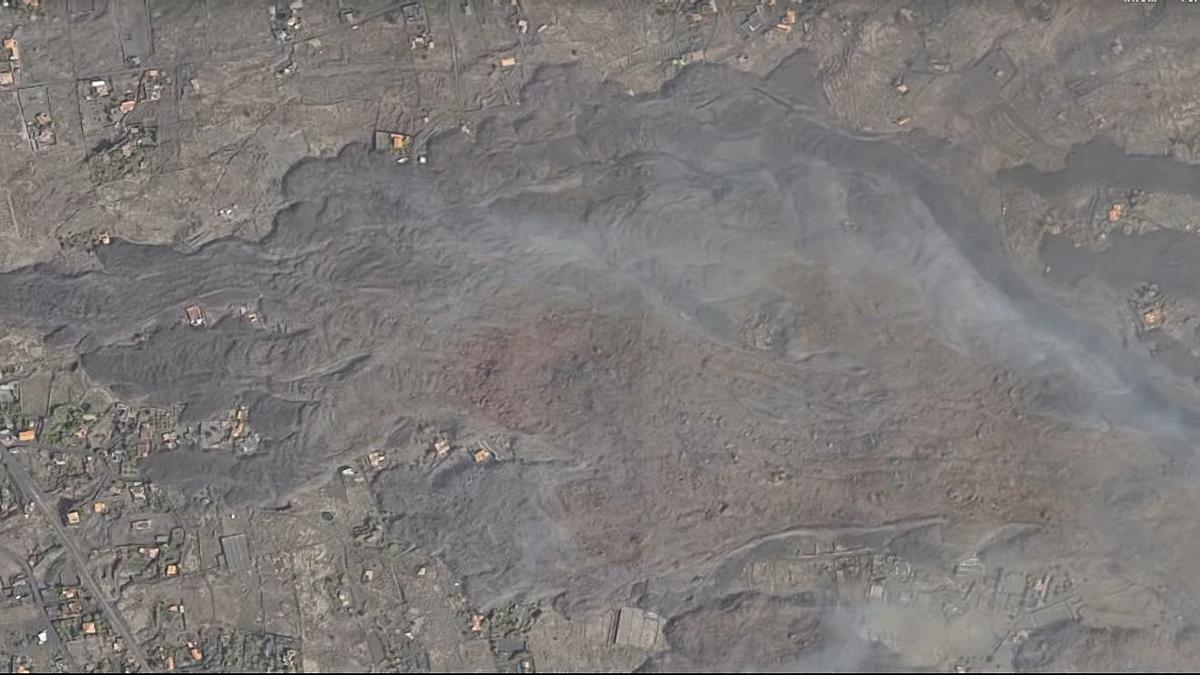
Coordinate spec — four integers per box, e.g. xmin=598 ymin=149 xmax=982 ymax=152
xmin=7 ymin=54 xmax=1200 ymax=670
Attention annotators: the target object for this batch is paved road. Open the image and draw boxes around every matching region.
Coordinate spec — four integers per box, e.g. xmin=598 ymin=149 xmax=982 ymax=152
xmin=0 ymin=543 xmax=81 ymax=671
xmin=1 ymin=450 xmax=153 ymax=672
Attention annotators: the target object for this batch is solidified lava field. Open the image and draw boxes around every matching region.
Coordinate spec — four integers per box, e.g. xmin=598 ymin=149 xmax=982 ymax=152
xmin=8 ymin=55 xmax=1200 ymax=669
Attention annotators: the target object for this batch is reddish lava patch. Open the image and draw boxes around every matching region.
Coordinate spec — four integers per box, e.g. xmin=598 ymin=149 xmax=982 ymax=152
xmin=439 ymin=306 xmax=649 ymax=440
